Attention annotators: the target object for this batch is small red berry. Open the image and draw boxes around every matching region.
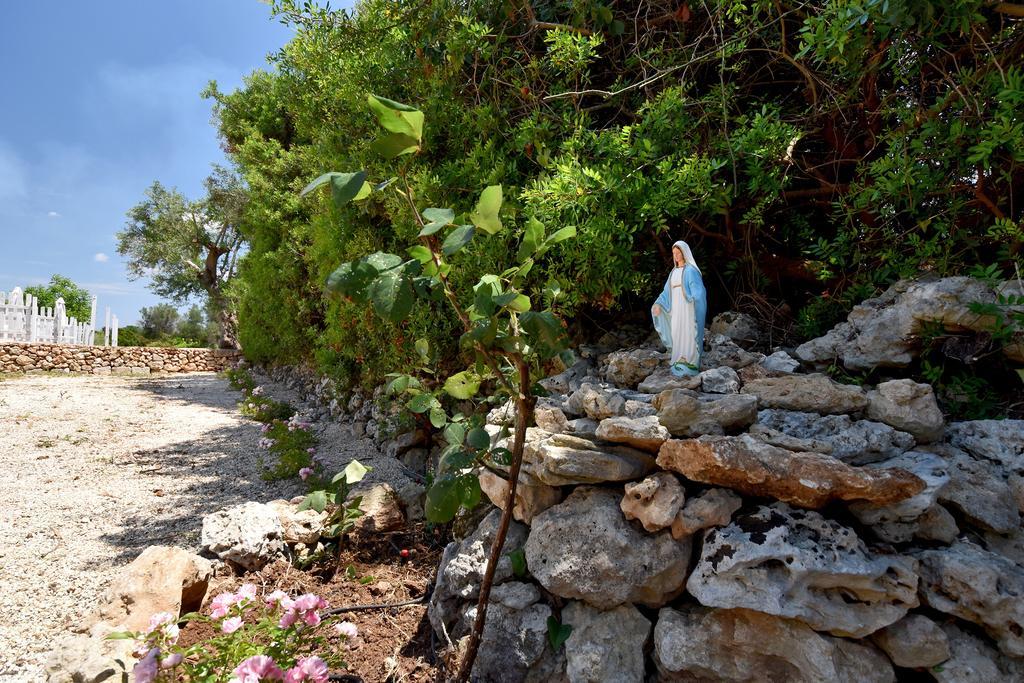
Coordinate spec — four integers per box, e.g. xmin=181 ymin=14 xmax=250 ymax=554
xmin=400 ymin=549 xmax=410 ymax=558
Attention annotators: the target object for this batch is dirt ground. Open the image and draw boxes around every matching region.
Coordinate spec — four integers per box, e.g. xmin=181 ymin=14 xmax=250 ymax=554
xmin=0 ymin=372 xmax=439 ymax=682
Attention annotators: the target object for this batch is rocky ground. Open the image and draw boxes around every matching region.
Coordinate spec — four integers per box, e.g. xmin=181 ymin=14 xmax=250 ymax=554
xmin=0 ymin=372 xmax=386 ymax=681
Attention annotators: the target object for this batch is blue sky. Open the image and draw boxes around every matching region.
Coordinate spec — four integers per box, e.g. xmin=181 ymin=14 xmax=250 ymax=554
xmin=0 ymin=1 xmax=300 ymax=324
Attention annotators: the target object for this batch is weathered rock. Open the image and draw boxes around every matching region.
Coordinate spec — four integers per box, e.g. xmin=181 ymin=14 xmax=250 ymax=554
xmin=566 ymin=417 xmax=599 ymax=438
xmin=866 ymin=379 xmax=945 ymax=443
xmin=562 ymin=602 xmax=651 ymax=683
xmin=983 ymin=526 xmax=1024 ymax=567
xmin=848 ymin=451 xmax=950 ymax=543
xmin=45 ymin=624 xmax=138 ymax=683
xmin=487 ymin=399 xmax=518 ymax=426
xmin=352 ymin=483 xmax=405 ymax=532
xmin=268 ymin=499 xmax=327 ymax=545
xmin=565 ymin=383 xmax=627 ymax=420
xmin=464 ymin=584 xmax=551 ymax=682
xmin=915 ymin=540 xmax=1024 ymax=656
xmin=702 ymin=334 xmax=764 ymax=369
xmin=671 ymin=487 xmax=742 ymax=540
xmin=1011 ymin=472 xmax=1024 ymax=514
xmin=623 ymin=399 xmax=657 ymax=418
xmin=603 ymin=347 xmax=663 ymax=388
xmin=748 ymin=423 xmax=834 ymax=454
xmin=700 ymin=366 xmax=740 ymax=394
xmin=742 ymin=373 xmax=869 ymax=414
xmin=762 ymin=350 xmax=800 ymax=373
xmin=756 ymin=409 xmax=915 ymax=465
xmin=687 ymin=504 xmax=919 ymax=637
xmin=478 ymin=469 xmax=562 ymax=524
xmin=595 ymin=415 xmax=669 ymax=452
xmin=915 ymin=504 xmax=960 ymax=543
xmin=947 ymin=419 xmax=1024 ymax=471
xmin=620 ymin=472 xmax=685 ymax=532
xmin=869 ymin=614 xmax=950 ymax=668
xmin=658 ymin=435 xmax=926 ymax=509
xmin=653 ymin=606 xmax=895 ymax=683
xmin=654 ymin=389 xmax=758 ymax=436
xmin=201 ymin=502 xmax=284 ymax=570
xmin=525 ymin=487 xmax=691 ymax=608
xmin=709 ymin=311 xmax=762 ymax=348
xmin=535 ymin=402 xmax=571 ymax=433
xmin=525 ymin=433 xmax=657 ymax=486
xmin=428 ymin=509 xmax=529 ymax=638
xmin=540 ymin=359 xmax=594 ymax=395
xmin=929 ymin=444 xmax=1020 ymax=534
xmin=637 ymin=367 xmax=702 ymax=394
xmin=933 ymin=622 xmax=1020 ymax=683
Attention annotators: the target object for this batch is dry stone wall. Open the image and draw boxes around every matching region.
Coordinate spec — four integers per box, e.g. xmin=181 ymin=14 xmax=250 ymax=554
xmin=0 ymin=342 xmax=240 ymax=375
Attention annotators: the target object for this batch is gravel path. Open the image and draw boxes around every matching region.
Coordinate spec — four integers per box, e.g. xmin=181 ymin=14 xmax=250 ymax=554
xmin=0 ymin=372 xmax=385 ymax=681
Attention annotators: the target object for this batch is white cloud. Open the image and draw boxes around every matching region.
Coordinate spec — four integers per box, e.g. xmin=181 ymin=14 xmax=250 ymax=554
xmin=48 ymin=211 xmax=61 ymax=218
xmin=94 ymin=252 xmax=109 ymax=263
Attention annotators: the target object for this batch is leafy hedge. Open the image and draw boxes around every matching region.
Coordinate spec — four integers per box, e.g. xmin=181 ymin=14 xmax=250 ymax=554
xmin=208 ymin=0 xmax=1024 ymax=387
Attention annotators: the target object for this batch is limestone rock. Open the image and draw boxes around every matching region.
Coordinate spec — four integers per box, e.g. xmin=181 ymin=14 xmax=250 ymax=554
xmin=535 ymin=402 xmax=571 ymax=433
xmin=464 ymin=586 xmax=551 ymax=682
xmin=866 ymin=379 xmax=945 ymax=443
xmin=869 ymin=614 xmax=950 ymax=668
xmin=702 ymin=334 xmax=763 ymax=369
xmin=848 ymin=451 xmax=950 ymax=543
xmin=478 ymin=469 xmax=562 ymax=524
xmin=268 ymin=499 xmax=327 ymax=545
xmin=946 ymin=419 xmax=1024 ymax=471
xmin=657 ymin=435 xmax=926 ymax=509
xmin=653 ymin=606 xmax=895 ymax=683
xmin=983 ymin=526 xmax=1024 ymax=567
xmin=540 ymin=359 xmax=594 ymax=395
xmin=762 ymin=350 xmax=800 ymax=373
xmin=603 ymin=347 xmax=663 ymax=389
xmin=671 ymin=487 xmax=742 ymax=540
xmin=756 ymin=409 xmax=915 ymax=465
xmin=620 ymin=472 xmax=685 ymax=532
xmin=94 ymin=545 xmax=212 ymax=631
xmin=654 ymin=389 xmax=758 ymax=436
xmin=623 ymin=399 xmax=657 ymax=418
xmin=45 ymin=624 xmax=137 ymax=683
xmin=352 ymin=483 xmax=405 ymax=532
xmin=637 ymin=367 xmax=702 ymax=394
xmin=915 ymin=504 xmax=960 ymax=543
xmin=562 ymin=602 xmax=651 ymax=683
xmin=709 ymin=311 xmax=762 ymax=348
xmin=933 ymin=623 xmax=1018 ymax=683
xmin=565 ymin=383 xmax=627 ymax=420
xmin=748 ymin=423 xmax=834 ymax=454
xmin=930 ymin=444 xmax=1020 ymax=534
xmin=566 ymin=417 xmax=599 ymax=439
xmin=741 ymin=373 xmax=869 ymax=414
xmin=525 ymin=487 xmax=691 ymax=608
xmin=201 ymin=502 xmax=284 ymax=570
xmin=525 ymin=433 xmax=656 ymax=486
xmin=915 ymin=540 xmax=1024 ymax=656
xmin=700 ymin=366 xmax=740 ymax=394
xmin=687 ymin=503 xmax=919 ymax=637
xmin=428 ymin=509 xmax=529 ymax=638
xmin=595 ymin=415 xmax=669 ymax=453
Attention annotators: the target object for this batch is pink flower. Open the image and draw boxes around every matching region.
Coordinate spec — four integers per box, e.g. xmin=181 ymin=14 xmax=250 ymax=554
xmin=278 ymin=594 xmax=326 ymax=630
xmin=209 ymin=592 xmax=236 ymax=619
xmin=236 ymin=583 xmax=258 ymax=602
xmin=299 ymin=467 xmax=314 ymax=481
xmin=306 ymin=447 xmax=316 ymax=454
xmin=161 ymin=652 xmax=183 ymax=668
xmin=222 ymin=616 xmax=244 ymax=634
xmin=132 ymin=648 xmax=160 ymax=683
xmin=334 ymin=621 xmax=358 ymax=639
xmin=265 ymin=590 xmax=289 ymax=606
xmin=232 ymin=655 xmax=285 ymax=683
xmin=284 ymin=656 xmax=329 ymax=683
xmin=147 ymin=612 xmax=175 ymax=632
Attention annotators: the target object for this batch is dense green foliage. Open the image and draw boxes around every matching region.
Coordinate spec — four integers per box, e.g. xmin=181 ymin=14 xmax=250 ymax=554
xmin=25 ymin=275 xmax=92 ymax=322
xmin=210 ymin=0 xmax=1024 ymax=386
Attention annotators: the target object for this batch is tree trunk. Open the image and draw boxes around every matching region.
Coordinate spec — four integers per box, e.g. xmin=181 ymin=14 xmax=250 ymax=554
xmin=217 ymin=307 xmax=240 ymax=350
xmin=456 ymin=359 xmax=535 ymax=681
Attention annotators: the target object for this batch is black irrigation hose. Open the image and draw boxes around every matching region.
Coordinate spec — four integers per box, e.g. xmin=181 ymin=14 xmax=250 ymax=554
xmin=323 ymin=595 xmax=427 ymax=616
xmin=328 ymin=675 xmax=363 ymax=682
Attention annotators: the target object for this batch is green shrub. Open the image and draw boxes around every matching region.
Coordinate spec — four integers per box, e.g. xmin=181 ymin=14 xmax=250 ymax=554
xmin=257 ymin=415 xmax=315 ymax=480
xmin=240 ymin=395 xmax=294 ymax=423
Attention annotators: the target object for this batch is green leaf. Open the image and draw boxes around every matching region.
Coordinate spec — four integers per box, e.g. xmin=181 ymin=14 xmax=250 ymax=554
xmin=442 ymin=225 xmax=475 ymax=256
xmin=408 ymin=245 xmax=433 ymax=263
xmin=461 ymin=318 xmax=498 ymax=349
xmin=300 ymin=489 xmax=329 ymax=513
xmin=104 ymin=631 xmax=138 ymax=641
xmin=537 ymin=225 xmax=577 ymax=255
xmin=300 ymin=171 xmax=367 ymax=208
xmin=508 ymin=548 xmax=527 ymax=577
xmin=369 ymin=269 xmax=415 ymax=322
xmin=365 ymin=252 xmax=403 ymax=271
xmin=342 ymin=459 xmax=370 ymax=485
xmin=367 ymin=94 xmax=424 ymax=141
xmin=547 ymin=617 xmax=573 ymax=651
xmin=490 ymin=447 xmax=512 ymax=466
xmin=438 ymin=448 xmax=476 ymax=474
xmin=420 ymin=207 xmax=455 ymax=236
xmin=492 ymin=292 xmax=530 ymax=312
xmin=466 ymin=427 xmax=491 ymax=450
xmin=425 ymin=476 xmax=462 ymax=523
xmin=473 ymin=277 xmax=501 ymax=317
xmin=517 ymin=217 xmax=545 ymax=261
xmin=469 ymin=185 xmax=503 ymax=235
xmin=459 ymin=474 xmax=482 ymax=508
xmin=443 ymin=421 xmax=466 ymax=447
xmin=325 ymin=260 xmax=376 ymax=301
xmin=520 ymin=310 xmax=569 ymax=358
xmin=415 ymin=338 xmax=431 ymax=362
xmin=370 ymin=133 xmax=420 ymax=159
xmin=1016 ymin=368 xmax=1024 ymax=384
xmin=444 ymin=370 xmax=482 ymax=399
xmin=429 ymin=405 xmax=448 ymax=429
xmin=407 ymin=392 xmax=435 ymax=414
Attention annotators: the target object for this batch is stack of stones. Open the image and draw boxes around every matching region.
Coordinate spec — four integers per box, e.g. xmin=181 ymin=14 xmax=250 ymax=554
xmin=0 ymin=341 xmax=240 ymax=374
xmin=428 ymin=285 xmax=1024 ymax=682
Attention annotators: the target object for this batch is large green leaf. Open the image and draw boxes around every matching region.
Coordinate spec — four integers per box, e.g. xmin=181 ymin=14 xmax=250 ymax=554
xmin=443 ymin=421 xmax=466 ymax=447
xmin=444 ymin=370 xmax=482 ymax=399
xmin=365 ymin=252 xmax=404 ymax=271
xmin=473 ymin=276 xmax=501 ymax=317
xmin=442 ymin=225 xmax=475 ymax=256
xmin=369 ymin=269 xmax=415 ymax=322
xmin=325 ymin=259 xmax=377 ymax=301
xmin=300 ymin=171 xmax=368 ymax=209
xmin=547 ymin=617 xmax=573 ymax=651
xmin=520 ymin=310 xmax=569 ymax=358
xmin=459 ymin=474 xmax=482 ymax=508
xmin=543 ymin=225 xmax=577 ymax=248
xmin=299 ymin=489 xmax=329 ymax=513
xmin=429 ymin=405 xmax=448 ymax=428
xmin=466 ymin=427 xmax=491 ymax=450
xmin=425 ymin=476 xmax=462 ymax=523
xmin=370 ymin=133 xmax=420 ymax=159
xmin=469 ymin=185 xmax=503 ymax=235
xmin=420 ymin=207 xmax=455 ymax=236
xmin=460 ymin=318 xmax=498 ymax=349
xmin=341 ymin=459 xmax=370 ymax=485
xmin=367 ymin=94 xmax=424 ymax=141
xmin=407 ymin=392 xmax=435 ymax=414
xmin=517 ymin=217 xmax=545 ymax=261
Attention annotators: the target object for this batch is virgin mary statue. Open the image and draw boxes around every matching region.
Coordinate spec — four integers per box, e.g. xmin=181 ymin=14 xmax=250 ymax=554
xmin=652 ymin=240 xmax=706 ymax=376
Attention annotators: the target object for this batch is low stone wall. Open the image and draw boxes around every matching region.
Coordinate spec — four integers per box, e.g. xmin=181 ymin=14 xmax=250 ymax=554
xmin=0 ymin=342 xmax=241 ymax=375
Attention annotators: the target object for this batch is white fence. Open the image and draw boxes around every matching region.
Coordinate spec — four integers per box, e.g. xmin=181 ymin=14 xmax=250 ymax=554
xmin=0 ymin=287 xmax=119 ymax=346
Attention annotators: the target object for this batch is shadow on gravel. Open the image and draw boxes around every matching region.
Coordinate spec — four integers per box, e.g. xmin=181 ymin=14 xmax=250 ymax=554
xmin=123 ymin=373 xmax=241 ymax=413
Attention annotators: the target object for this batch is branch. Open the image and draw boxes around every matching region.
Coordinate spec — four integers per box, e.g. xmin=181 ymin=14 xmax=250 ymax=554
xmin=992 ymin=2 xmax=1024 ymax=16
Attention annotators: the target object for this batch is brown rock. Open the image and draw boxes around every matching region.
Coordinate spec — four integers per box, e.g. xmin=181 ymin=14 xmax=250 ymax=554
xmin=657 ymin=435 xmax=925 ymax=509
xmin=352 ymin=483 xmax=405 ymax=532
xmin=595 ymin=415 xmax=670 ymax=452
xmin=671 ymin=487 xmax=742 ymax=539
xmin=621 ymin=472 xmax=685 ymax=532
xmin=479 ymin=469 xmax=562 ymax=524
xmin=742 ymin=373 xmax=869 ymax=414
